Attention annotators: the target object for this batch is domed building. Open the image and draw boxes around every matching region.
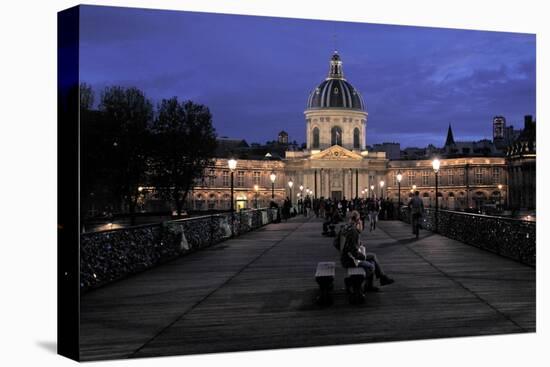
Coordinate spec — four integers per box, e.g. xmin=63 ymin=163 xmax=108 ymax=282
xmin=305 ymin=51 xmax=368 ymax=152
xmin=180 ymin=51 xmax=511 ymax=211
xmin=284 ymin=51 xmax=388 ymax=201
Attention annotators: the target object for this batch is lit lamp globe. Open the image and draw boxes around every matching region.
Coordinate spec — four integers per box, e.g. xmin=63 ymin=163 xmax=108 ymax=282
xmin=270 ymin=172 xmax=276 ymax=183
xmin=228 ymin=158 xmax=237 ymax=171
xmin=396 ymin=172 xmax=403 ymax=183
xmin=432 ymin=158 xmax=440 ymax=173
xmin=288 ymin=179 xmax=293 ymax=189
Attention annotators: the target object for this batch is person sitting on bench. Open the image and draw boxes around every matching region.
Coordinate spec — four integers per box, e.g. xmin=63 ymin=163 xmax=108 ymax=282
xmin=341 ymin=211 xmax=395 ymax=291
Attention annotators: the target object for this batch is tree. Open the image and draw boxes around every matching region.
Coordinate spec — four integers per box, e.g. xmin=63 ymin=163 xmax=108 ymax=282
xmin=80 ymin=83 xmax=101 ymax=226
xmin=99 ymin=86 xmax=153 ymax=224
xmin=80 ymin=82 xmax=94 ymax=110
xmin=150 ymin=98 xmax=217 ymax=216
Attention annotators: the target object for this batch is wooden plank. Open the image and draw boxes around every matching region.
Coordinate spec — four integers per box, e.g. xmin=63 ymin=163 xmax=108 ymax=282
xmin=315 ymin=262 xmax=335 ymax=277
xmin=347 ymin=267 xmax=366 ymax=276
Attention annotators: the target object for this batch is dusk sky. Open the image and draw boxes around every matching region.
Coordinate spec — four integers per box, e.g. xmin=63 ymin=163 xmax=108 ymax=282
xmin=79 ymin=5 xmax=536 ymax=148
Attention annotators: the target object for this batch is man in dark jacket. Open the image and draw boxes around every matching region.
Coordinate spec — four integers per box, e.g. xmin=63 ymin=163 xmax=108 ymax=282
xmin=340 ymin=213 xmax=395 ymax=291
xmin=408 ymin=191 xmax=424 ymax=238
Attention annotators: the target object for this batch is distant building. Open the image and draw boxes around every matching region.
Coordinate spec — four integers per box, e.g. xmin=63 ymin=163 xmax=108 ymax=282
xmin=401 ymin=147 xmax=428 ymax=160
xmin=278 ymin=130 xmax=289 ymax=145
xmin=371 ymin=142 xmax=401 ymax=160
xmin=493 ymin=115 xmax=522 ymax=150
xmin=493 ymin=116 xmax=506 ymax=141
xmin=506 ymin=115 xmax=536 ymax=211
xmin=215 ymin=137 xmax=250 ymax=157
xmin=387 ymin=157 xmax=507 ymax=210
xmin=139 ymin=52 xmax=532 ymax=214
xmin=443 ymin=124 xmax=501 ymax=157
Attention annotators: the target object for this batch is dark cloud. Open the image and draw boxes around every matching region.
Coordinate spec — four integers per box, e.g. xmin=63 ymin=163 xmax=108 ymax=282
xmin=79 ymin=5 xmax=536 ymax=148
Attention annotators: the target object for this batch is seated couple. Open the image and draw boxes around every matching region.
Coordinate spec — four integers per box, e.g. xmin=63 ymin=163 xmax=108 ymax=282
xmin=340 ymin=211 xmax=394 ymax=292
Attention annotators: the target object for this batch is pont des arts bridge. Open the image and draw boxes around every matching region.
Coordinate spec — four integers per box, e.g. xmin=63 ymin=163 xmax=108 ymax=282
xmin=79 ymin=207 xmax=536 ymax=361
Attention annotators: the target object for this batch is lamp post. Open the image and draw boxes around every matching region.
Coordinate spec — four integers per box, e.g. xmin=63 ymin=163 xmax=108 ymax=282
xmin=228 ymin=158 xmax=237 ymax=236
xmin=228 ymin=159 xmax=237 ymax=211
xmin=288 ymin=179 xmax=294 ymax=205
xmin=254 ymin=184 xmax=259 ymax=209
xmin=396 ymin=171 xmax=402 ymax=206
xmin=370 ymin=184 xmax=375 ymax=198
xmin=270 ymin=171 xmax=276 ymax=199
xmin=380 ymin=180 xmax=385 ymax=199
xmin=498 ymin=184 xmax=503 ymax=210
xmin=432 ymin=158 xmax=440 ymax=232
xmin=299 ymin=184 xmax=304 ymax=214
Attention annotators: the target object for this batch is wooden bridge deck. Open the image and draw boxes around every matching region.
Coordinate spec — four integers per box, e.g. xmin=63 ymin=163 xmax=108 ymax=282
xmin=79 ymin=216 xmax=535 ymax=361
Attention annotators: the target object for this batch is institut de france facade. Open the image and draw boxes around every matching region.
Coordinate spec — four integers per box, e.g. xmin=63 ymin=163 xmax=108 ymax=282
xmin=187 ymin=52 xmax=510 ymax=212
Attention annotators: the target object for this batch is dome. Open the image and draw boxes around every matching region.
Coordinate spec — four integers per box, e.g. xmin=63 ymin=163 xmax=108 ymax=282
xmin=306 ymin=52 xmax=366 ymax=111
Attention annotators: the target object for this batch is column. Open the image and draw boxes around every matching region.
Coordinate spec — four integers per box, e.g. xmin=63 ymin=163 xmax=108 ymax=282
xmin=342 ymin=169 xmax=346 ymax=199
xmin=314 ymin=170 xmax=318 ymax=198
xmin=320 ymin=168 xmax=324 ymax=198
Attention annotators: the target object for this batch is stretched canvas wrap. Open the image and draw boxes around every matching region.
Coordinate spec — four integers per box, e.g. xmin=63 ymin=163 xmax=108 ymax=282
xmin=58 ymin=4 xmax=536 ymax=362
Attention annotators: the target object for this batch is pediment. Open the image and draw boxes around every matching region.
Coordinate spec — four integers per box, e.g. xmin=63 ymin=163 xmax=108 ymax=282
xmin=310 ymin=145 xmax=363 ymax=160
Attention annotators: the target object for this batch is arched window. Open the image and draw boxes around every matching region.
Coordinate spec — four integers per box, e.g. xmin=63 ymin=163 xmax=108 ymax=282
xmin=353 ymin=127 xmax=360 ymax=148
xmin=312 ymin=127 xmax=320 ymax=148
xmin=208 ymin=194 xmax=217 ymax=209
xmin=331 ymin=126 xmax=342 ymax=146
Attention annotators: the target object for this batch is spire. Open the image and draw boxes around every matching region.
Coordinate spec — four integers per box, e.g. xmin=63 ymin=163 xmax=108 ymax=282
xmin=445 ymin=124 xmax=455 ymax=146
xmin=328 ymin=51 xmax=344 ymax=79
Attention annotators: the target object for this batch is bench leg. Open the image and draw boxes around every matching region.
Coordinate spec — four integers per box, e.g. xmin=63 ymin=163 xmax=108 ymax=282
xmin=315 ymin=276 xmax=334 ymax=306
xmin=347 ymin=275 xmax=366 ymax=304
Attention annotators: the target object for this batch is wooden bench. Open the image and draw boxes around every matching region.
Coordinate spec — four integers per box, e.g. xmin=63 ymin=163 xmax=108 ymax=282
xmin=346 ymin=267 xmax=366 ymax=304
xmin=315 ymin=262 xmax=335 ymax=306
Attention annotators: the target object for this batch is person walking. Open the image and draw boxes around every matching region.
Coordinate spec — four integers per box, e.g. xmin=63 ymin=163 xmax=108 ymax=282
xmin=367 ymin=196 xmax=379 ymax=231
xmin=408 ymin=191 xmax=424 ymax=239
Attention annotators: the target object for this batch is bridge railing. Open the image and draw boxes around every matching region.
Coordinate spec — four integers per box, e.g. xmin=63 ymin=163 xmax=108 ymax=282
xmin=398 ymin=206 xmax=535 ymax=267
xmin=80 ymin=208 xmax=280 ymax=292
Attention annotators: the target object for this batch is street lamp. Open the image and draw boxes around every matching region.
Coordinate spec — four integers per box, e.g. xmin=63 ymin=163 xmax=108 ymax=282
xmin=270 ymin=171 xmax=276 ymax=199
xmin=380 ymin=180 xmax=385 ymax=198
xmin=288 ymin=179 xmax=294 ymax=205
xmin=228 ymin=158 xmax=237 ymax=212
xmin=498 ymin=184 xmax=503 ymax=210
xmin=370 ymin=184 xmax=375 ymax=197
xmin=432 ymin=158 xmax=440 ymax=232
xmin=254 ymin=184 xmax=259 ymax=209
xmin=228 ymin=158 xmax=237 ymax=236
xmin=396 ymin=171 xmax=403 ymax=206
